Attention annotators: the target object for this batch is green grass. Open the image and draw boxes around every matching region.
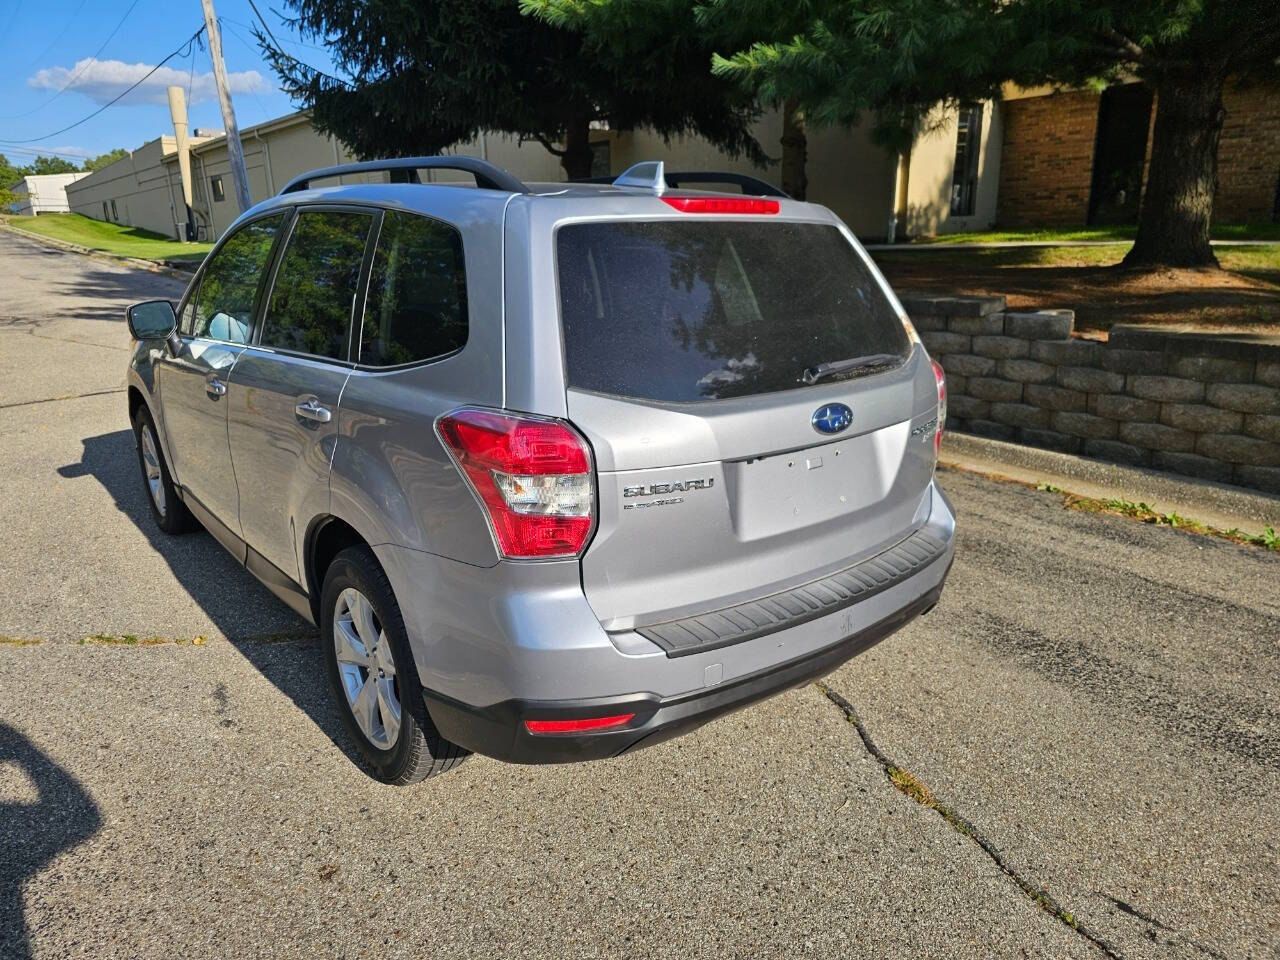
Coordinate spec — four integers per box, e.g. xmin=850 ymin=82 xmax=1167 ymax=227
xmin=909 ymin=223 xmax=1280 ymax=245
xmin=2 ymin=212 xmax=212 ymax=262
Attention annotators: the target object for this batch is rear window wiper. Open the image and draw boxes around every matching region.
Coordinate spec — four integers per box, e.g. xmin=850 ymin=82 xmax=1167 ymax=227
xmin=801 ymin=353 xmax=903 ymax=385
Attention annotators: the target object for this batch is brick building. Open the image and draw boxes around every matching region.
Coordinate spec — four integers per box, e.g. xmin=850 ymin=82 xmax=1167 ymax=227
xmin=997 ymin=80 xmax=1280 ymax=228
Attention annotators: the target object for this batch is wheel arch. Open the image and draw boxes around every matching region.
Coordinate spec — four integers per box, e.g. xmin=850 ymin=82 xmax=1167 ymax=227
xmin=304 ymin=514 xmax=373 ymax=626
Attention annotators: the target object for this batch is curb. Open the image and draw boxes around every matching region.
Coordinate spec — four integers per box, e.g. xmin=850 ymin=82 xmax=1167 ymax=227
xmin=0 ymin=222 xmax=198 ymax=280
xmin=940 ymin=431 xmax=1280 ymax=533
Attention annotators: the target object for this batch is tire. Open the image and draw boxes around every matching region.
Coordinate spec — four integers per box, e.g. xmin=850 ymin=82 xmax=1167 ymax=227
xmin=320 ymin=545 xmax=468 ymax=784
xmin=132 ymin=406 xmax=196 ymax=535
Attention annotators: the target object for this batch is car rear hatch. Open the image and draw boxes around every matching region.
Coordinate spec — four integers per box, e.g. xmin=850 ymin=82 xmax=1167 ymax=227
xmin=547 ymin=207 xmax=943 ymax=636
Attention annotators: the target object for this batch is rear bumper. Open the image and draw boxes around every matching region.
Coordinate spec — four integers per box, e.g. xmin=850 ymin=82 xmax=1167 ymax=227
xmin=424 ymin=550 xmax=952 ymax=764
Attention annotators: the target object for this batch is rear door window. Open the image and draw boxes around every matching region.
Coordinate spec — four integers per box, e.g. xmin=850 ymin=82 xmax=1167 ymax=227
xmin=359 ymin=210 xmax=468 ymax=366
xmin=187 ymin=213 xmax=287 ymax=343
xmin=556 ymin=220 xmax=909 ymax=402
xmin=259 ymin=209 xmax=375 ymax=361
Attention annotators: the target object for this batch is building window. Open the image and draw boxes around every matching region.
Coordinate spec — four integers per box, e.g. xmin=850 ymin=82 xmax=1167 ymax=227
xmin=950 ymin=104 xmax=983 ymax=217
xmin=110 ymin=199 xmax=118 ymax=221
xmin=102 ymin=201 xmax=109 ymax=221
xmin=211 ymin=175 xmax=225 ymax=203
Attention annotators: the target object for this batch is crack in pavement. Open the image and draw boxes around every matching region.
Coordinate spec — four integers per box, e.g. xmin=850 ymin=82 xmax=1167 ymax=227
xmin=816 ymin=682 xmax=1125 ymax=959
xmin=0 ymin=388 xmax=125 ymax=410
xmin=1102 ymin=895 xmax=1227 ymax=960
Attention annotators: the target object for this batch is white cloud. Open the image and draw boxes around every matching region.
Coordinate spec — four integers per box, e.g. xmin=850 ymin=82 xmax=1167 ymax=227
xmin=48 ymin=145 xmax=92 ymax=158
xmin=28 ymin=58 xmax=267 ymax=106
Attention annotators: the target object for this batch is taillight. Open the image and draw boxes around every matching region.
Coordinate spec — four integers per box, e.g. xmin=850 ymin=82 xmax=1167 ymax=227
xmin=436 ymin=407 xmax=595 ymax=559
xmin=661 ymin=196 xmax=780 ymax=214
xmin=931 ymin=358 xmax=947 ymax=455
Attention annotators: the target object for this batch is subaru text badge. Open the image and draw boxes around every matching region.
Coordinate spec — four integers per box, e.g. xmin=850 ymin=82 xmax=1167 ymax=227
xmin=811 ymin=403 xmax=853 ymax=435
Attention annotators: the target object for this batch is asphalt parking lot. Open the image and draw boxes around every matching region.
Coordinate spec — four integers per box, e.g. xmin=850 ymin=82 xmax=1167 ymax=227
xmin=1 ymin=229 xmax=1278 ymax=959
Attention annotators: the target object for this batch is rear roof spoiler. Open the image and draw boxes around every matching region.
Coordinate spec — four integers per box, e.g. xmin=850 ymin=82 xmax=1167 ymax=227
xmin=576 ymin=163 xmax=790 ymax=199
xmin=279 ymin=156 xmax=530 ymax=195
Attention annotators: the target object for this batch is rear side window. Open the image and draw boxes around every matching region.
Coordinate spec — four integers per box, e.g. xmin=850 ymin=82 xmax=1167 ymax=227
xmin=187 ymin=213 xmax=286 ymax=343
xmin=260 ymin=210 xmax=375 ymax=360
xmin=359 ymin=210 xmax=468 ymax=366
xmin=556 ymin=221 xmax=909 ymax=403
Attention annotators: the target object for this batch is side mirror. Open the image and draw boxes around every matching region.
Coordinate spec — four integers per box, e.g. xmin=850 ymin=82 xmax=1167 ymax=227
xmin=126 ymin=300 xmax=177 ymax=341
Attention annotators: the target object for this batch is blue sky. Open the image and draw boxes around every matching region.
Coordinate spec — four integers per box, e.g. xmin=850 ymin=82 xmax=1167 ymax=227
xmin=0 ymin=0 xmax=338 ymax=166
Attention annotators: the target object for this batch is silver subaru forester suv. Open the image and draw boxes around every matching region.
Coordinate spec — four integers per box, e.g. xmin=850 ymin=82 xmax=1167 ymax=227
xmin=125 ymin=157 xmax=955 ymax=784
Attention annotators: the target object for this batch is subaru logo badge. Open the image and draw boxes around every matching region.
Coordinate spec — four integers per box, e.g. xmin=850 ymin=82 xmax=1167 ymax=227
xmin=811 ymin=403 xmax=853 ymax=435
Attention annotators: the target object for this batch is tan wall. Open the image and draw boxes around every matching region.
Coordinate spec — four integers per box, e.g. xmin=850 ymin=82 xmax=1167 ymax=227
xmin=609 ymin=109 xmax=899 ymax=238
xmin=66 ymin=138 xmax=185 ymax=238
xmin=904 ymin=101 xmax=1002 ymax=236
xmin=71 ymin=110 xmax=909 ymax=242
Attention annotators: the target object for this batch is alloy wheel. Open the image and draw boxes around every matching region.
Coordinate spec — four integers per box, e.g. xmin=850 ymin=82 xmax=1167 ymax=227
xmin=140 ymin=425 xmax=166 ymax=516
xmin=332 ymin=587 xmax=401 ymax=751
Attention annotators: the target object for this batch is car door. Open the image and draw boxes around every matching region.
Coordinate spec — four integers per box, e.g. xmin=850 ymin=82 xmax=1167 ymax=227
xmin=156 ymin=212 xmax=289 ymax=552
xmin=227 ymin=206 xmax=377 ymax=586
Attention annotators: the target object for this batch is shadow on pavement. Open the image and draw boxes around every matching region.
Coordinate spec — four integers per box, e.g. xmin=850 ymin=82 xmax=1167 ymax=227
xmin=57 ymin=429 xmax=367 ymax=773
xmin=0 ymin=723 xmax=101 ymax=960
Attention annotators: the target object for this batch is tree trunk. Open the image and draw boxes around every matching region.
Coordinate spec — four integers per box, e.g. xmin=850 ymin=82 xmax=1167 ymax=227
xmin=1123 ymin=73 xmax=1227 ymax=269
xmin=780 ymin=98 xmax=808 ymax=200
xmin=559 ymin=118 xmax=595 ymax=181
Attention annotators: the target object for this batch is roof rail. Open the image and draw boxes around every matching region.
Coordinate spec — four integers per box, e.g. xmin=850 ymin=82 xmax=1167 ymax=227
xmin=576 ymin=165 xmax=790 ymax=199
xmin=278 ymin=156 xmax=529 ymax=195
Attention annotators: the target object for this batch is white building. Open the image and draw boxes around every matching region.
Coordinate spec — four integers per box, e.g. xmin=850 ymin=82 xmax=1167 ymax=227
xmin=11 ymin=172 xmax=90 ymax=215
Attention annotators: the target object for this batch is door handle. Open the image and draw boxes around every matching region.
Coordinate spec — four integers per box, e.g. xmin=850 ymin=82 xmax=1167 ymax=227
xmin=206 ymin=377 xmax=227 ymax=397
xmin=295 ymin=399 xmax=332 ymax=424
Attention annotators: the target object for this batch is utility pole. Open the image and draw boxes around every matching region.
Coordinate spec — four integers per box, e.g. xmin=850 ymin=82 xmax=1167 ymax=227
xmin=199 ymin=0 xmax=252 ymax=213
xmin=167 ymin=86 xmax=196 ymax=241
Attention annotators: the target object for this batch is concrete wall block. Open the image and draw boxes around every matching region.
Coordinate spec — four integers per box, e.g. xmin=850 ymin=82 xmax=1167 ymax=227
xmin=989 ymin=402 xmax=1052 ymax=429
xmin=1152 ymin=451 xmax=1235 ymax=484
xmin=1118 ymin=421 xmax=1197 ymax=453
xmin=1205 ymin=382 xmax=1280 ymax=414
xmin=1091 ymin=394 xmax=1161 ymax=422
xmin=1051 ymin=411 xmax=1118 ymax=439
xmin=1168 ymin=355 xmax=1255 ymax=383
xmin=968 ymin=377 xmax=1024 ymax=403
xmin=1024 ymin=384 xmax=1087 ymax=412
xmin=972 ymin=335 xmax=1031 ymax=359
xmin=1243 ymin=413 xmax=1280 ymax=443
xmin=1159 ymin=403 xmax=1243 ymax=434
xmin=1030 ymin=338 xmax=1102 ymax=367
xmin=1102 ymin=349 xmax=1167 ymax=375
xmin=920 ymin=330 xmax=972 ymax=355
xmin=1126 ymin=375 xmax=1205 ymax=403
xmin=1196 ymin=433 xmax=1280 ymax=467
xmin=902 ymin=294 xmax=1006 ymax=317
xmin=1003 ymin=310 xmax=1074 ymax=340
xmin=966 ymin=419 xmax=1017 ymax=442
xmin=996 ymin=358 xmax=1057 ymax=384
xmin=949 ymin=313 xmax=1007 ymax=335
xmin=910 ymin=313 xmax=949 ymax=332
xmin=1056 ymin=366 xmax=1126 ymax=395
xmin=949 ymin=395 xmax=991 ymax=420
xmin=1233 ymin=464 xmax=1280 ymax=495
xmin=940 ymin=353 xmax=998 ymax=378
xmin=945 ymin=372 xmax=968 ymax=396
xmin=1016 ymin=427 xmax=1081 ymax=454
xmin=1257 ymin=360 xmax=1280 ymax=388
xmin=1083 ymin=439 xmax=1151 ymax=467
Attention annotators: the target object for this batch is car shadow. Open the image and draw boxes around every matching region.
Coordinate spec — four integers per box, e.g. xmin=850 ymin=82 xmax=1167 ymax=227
xmin=0 ymin=722 xmax=101 ymax=960
xmin=56 ymin=429 xmax=368 ymax=774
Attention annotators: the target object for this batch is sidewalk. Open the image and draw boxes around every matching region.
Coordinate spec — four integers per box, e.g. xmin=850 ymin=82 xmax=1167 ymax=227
xmin=865 ymin=238 xmax=1276 ymax=252
xmin=940 ymin=431 xmax=1280 ymax=534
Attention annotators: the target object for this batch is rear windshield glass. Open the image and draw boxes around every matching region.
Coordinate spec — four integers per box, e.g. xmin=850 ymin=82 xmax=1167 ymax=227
xmin=556 ymin=220 xmax=909 ymax=403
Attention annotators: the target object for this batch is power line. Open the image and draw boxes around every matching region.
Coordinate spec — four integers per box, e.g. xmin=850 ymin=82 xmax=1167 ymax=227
xmin=0 ymin=0 xmax=144 ymax=120
xmin=0 ymin=26 xmax=205 ymax=146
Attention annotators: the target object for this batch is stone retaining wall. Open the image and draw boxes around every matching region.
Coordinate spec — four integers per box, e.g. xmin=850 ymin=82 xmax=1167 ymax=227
xmin=902 ymin=294 xmax=1280 ymax=494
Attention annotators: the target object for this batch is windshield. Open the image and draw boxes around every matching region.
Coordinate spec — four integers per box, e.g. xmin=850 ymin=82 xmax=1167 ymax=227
xmin=556 ymin=220 xmax=909 ymax=403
